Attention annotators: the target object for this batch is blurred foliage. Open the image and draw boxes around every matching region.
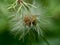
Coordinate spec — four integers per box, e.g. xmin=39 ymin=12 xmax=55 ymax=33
xmin=0 ymin=0 xmax=60 ymax=45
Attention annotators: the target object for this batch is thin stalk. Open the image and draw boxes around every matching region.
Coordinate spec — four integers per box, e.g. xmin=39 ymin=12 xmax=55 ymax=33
xmin=17 ymin=4 xmax=23 ymax=13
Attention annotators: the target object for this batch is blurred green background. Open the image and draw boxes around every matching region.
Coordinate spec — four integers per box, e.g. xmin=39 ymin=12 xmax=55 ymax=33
xmin=0 ymin=0 xmax=60 ymax=45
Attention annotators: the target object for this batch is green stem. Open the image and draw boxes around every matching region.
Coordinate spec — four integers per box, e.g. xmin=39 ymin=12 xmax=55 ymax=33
xmin=40 ymin=35 xmax=50 ymax=45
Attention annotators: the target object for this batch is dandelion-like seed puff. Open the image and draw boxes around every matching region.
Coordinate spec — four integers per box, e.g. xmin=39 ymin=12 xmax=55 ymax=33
xmin=8 ymin=0 xmax=49 ymax=45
